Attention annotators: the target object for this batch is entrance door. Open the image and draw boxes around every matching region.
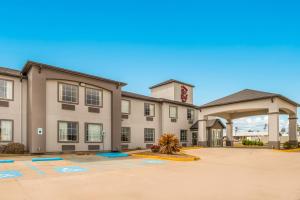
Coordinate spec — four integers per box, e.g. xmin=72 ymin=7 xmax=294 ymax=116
xmin=211 ymin=129 xmax=222 ymax=147
xmin=192 ymin=132 xmax=198 ymax=146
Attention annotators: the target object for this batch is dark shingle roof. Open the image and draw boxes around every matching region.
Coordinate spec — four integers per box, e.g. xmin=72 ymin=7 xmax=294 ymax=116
xmin=190 ymin=119 xmax=226 ymax=130
xmin=122 ymin=91 xmax=199 ymax=109
xmin=149 ymin=79 xmax=194 ymax=89
xmin=0 ymin=67 xmax=21 ymax=78
xmin=200 ymin=89 xmax=299 ymax=108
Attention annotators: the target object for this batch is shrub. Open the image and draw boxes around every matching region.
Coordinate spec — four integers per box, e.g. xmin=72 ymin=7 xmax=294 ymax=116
xmin=4 ymin=143 xmax=25 ymax=154
xmin=0 ymin=145 xmax=7 ymax=153
xmin=159 ymin=134 xmax=180 ymax=154
xmin=151 ymin=145 xmax=160 ymax=153
xmin=283 ymin=141 xmax=298 ymax=149
xmin=242 ymin=139 xmax=264 ymax=146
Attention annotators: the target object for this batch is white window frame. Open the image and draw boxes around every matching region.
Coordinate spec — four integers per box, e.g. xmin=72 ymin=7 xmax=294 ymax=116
xmin=58 ymin=83 xmax=79 ymax=104
xmin=85 ymin=123 xmax=103 ymax=143
xmin=58 ymin=121 xmax=79 ymax=143
xmin=169 ymin=106 xmax=178 ymax=119
xmin=144 ymin=103 xmax=155 ymax=117
xmin=0 ymin=120 xmax=13 ymax=142
xmin=180 ymin=130 xmax=188 ymax=142
xmin=122 ymin=99 xmax=130 ymax=114
xmin=85 ymin=87 xmax=102 ymax=107
xmin=0 ymin=79 xmax=13 ymax=101
xmin=187 ymin=108 xmax=194 ymax=121
xmin=144 ymin=128 xmax=155 ymax=143
xmin=121 ymin=127 xmax=131 ymax=143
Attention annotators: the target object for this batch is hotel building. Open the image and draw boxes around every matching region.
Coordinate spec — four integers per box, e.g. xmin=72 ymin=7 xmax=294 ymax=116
xmin=0 ymin=61 xmax=298 ymax=152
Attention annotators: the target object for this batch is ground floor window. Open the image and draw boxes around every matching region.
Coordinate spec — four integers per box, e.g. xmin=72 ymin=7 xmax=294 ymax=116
xmin=0 ymin=120 xmax=13 ymax=142
xmin=58 ymin=121 xmax=78 ymax=142
xmin=144 ymin=128 xmax=155 ymax=143
xmin=85 ymin=123 xmax=103 ymax=143
xmin=180 ymin=130 xmax=188 ymax=142
xmin=121 ymin=127 xmax=131 ymax=143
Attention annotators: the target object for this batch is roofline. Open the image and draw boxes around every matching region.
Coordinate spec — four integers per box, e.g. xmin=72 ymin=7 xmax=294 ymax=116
xmin=22 ymin=61 xmax=127 ymax=86
xmin=199 ymin=95 xmax=300 ymax=109
xmin=122 ymin=91 xmax=199 ymax=109
xmin=149 ymin=79 xmax=195 ymax=89
xmin=0 ymin=67 xmax=22 ymax=78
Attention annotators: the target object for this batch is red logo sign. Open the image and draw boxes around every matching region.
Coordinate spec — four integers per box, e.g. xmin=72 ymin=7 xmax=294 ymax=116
xmin=181 ymin=85 xmax=188 ymax=102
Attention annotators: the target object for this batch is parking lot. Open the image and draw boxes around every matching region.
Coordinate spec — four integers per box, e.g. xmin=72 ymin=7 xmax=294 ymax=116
xmin=1 ymin=148 xmax=300 ymax=200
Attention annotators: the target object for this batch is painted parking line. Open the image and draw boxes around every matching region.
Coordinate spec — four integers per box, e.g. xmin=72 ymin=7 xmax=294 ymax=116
xmin=0 ymin=170 xmax=22 ymax=179
xmin=143 ymin=159 xmax=166 ymax=164
xmin=24 ymin=162 xmax=45 ymax=175
xmin=54 ymin=166 xmax=88 ymax=173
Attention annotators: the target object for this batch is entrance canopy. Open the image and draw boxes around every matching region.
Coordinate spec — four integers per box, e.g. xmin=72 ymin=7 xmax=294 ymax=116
xmin=197 ymin=89 xmax=299 ymax=149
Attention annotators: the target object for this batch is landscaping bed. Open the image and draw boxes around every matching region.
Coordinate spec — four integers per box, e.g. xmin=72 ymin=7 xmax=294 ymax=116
xmin=131 ymin=151 xmax=200 ymax=161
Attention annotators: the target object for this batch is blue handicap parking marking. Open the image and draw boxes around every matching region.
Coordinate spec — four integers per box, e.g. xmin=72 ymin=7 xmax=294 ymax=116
xmin=96 ymin=152 xmax=129 ymax=158
xmin=0 ymin=170 xmax=22 ymax=179
xmin=143 ymin=159 xmax=166 ymax=164
xmin=55 ymin=166 xmax=88 ymax=173
xmin=24 ymin=162 xmax=45 ymax=175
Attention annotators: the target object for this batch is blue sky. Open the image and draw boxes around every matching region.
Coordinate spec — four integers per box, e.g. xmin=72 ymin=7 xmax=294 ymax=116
xmin=0 ymin=0 xmax=299 ymax=131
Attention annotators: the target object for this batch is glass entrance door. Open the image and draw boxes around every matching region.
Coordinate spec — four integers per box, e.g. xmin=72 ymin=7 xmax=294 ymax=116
xmin=192 ymin=132 xmax=198 ymax=146
xmin=211 ymin=129 xmax=222 ymax=147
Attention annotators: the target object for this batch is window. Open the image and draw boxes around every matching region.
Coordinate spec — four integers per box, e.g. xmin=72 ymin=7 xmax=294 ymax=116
xmin=0 ymin=79 xmax=13 ymax=100
xmin=180 ymin=130 xmax=188 ymax=142
xmin=144 ymin=128 xmax=155 ymax=143
xmin=122 ymin=100 xmax=130 ymax=114
xmin=0 ymin=120 xmax=13 ymax=142
xmin=58 ymin=121 xmax=78 ymax=142
xmin=144 ymin=103 xmax=155 ymax=117
xmin=58 ymin=83 xmax=78 ymax=104
xmin=169 ymin=106 xmax=178 ymax=119
xmin=187 ymin=108 xmax=194 ymax=121
xmin=85 ymin=123 xmax=103 ymax=143
xmin=86 ymin=88 xmax=102 ymax=107
xmin=121 ymin=127 xmax=131 ymax=143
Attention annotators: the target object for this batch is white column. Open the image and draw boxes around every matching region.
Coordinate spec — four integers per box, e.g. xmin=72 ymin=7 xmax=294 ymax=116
xmin=268 ymin=112 xmax=280 ymax=149
xmin=198 ymin=116 xmax=208 ymax=147
xmin=226 ymin=120 xmax=233 ymax=146
xmin=289 ymin=114 xmax=298 ymax=146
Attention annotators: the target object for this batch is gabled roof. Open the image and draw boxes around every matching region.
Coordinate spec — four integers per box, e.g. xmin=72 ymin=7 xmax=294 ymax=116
xmin=190 ymin=119 xmax=226 ymax=130
xmin=122 ymin=91 xmax=199 ymax=109
xmin=22 ymin=61 xmax=127 ymax=86
xmin=0 ymin=67 xmax=22 ymax=78
xmin=200 ymin=89 xmax=299 ymax=108
xmin=149 ymin=79 xmax=194 ymax=89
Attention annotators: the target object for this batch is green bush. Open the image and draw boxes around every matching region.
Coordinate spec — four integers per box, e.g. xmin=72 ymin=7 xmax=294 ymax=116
xmin=4 ymin=143 xmax=25 ymax=154
xmin=242 ymin=139 xmax=264 ymax=147
xmin=283 ymin=141 xmax=298 ymax=149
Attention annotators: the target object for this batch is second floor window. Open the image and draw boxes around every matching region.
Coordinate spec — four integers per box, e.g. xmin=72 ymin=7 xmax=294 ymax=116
xmin=144 ymin=103 xmax=155 ymax=117
xmin=0 ymin=79 xmax=13 ymax=100
xmin=187 ymin=108 xmax=194 ymax=121
xmin=122 ymin=100 xmax=130 ymax=114
xmin=59 ymin=83 xmax=78 ymax=104
xmin=86 ymin=88 xmax=102 ymax=107
xmin=169 ymin=106 xmax=178 ymax=119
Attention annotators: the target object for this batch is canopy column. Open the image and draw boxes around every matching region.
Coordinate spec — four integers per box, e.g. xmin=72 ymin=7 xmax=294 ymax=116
xmin=226 ymin=120 xmax=233 ymax=146
xmin=289 ymin=114 xmax=298 ymax=146
xmin=198 ymin=116 xmax=208 ymax=147
xmin=268 ymin=112 xmax=280 ymax=149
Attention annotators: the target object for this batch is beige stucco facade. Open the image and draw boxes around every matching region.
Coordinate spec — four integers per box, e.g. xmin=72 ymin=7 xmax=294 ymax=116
xmin=45 ymin=80 xmax=112 ymax=152
xmin=0 ymin=74 xmax=27 ymax=146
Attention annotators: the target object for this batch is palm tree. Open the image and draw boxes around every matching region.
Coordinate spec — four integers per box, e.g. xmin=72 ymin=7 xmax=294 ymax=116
xmin=159 ymin=134 xmax=180 ymax=154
